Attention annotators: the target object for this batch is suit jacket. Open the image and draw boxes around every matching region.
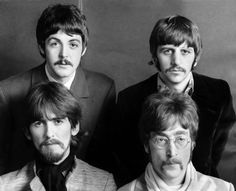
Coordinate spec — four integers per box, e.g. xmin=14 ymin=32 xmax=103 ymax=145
xmin=0 ymin=64 xmax=116 ymax=174
xmin=113 ymin=72 xmax=236 ymax=185
xmin=118 ymin=170 xmax=234 ymax=191
xmin=0 ymin=157 xmax=117 ymax=191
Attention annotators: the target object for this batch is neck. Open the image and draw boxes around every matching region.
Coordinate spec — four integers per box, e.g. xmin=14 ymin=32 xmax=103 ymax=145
xmin=155 ymin=168 xmax=186 ymax=186
xmin=160 ymin=72 xmax=192 ymax=93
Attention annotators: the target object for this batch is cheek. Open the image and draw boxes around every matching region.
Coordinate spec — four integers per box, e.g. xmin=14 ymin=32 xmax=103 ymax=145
xmin=181 ymin=147 xmax=192 ymax=164
xmin=185 ymin=57 xmax=195 ymax=69
xmin=45 ymin=49 xmax=58 ymax=61
xmin=30 ymin=133 xmax=42 ymax=149
xmin=72 ymin=52 xmax=82 ymax=63
xmin=149 ymin=147 xmax=166 ymax=165
xmin=58 ymin=128 xmax=72 ymax=143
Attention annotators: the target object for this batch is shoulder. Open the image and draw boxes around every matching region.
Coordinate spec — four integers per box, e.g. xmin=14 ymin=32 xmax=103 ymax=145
xmin=82 ymin=68 xmax=115 ymax=86
xmin=0 ymin=162 xmax=34 ymax=191
xmin=196 ymin=171 xmax=234 ymax=191
xmin=0 ymin=65 xmax=43 ymax=98
xmin=193 ymin=72 xmax=232 ymax=104
xmin=193 ymin=72 xmax=230 ymax=92
xmin=72 ymin=158 xmax=116 ymax=190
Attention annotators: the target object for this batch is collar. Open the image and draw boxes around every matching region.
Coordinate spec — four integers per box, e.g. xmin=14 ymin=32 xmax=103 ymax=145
xmin=45 ymin=64 xmax=76 ymax=89
xmin=31 ymin=63 xmax=89 ymax=98
xmin=144 ymin=162 xmax=195 ymax=191
xmin=157 ymin=72 xmax=194 ymax=96
xmin=30 ymin=156 xmax=77 ymax=191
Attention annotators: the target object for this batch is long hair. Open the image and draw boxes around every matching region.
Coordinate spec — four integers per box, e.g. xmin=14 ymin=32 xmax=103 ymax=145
xmin=149 ymin=15 xmax=202 ymax=68
xmin=25 ymin=82 xmax=82 ymax=146
xmin=36 ymin=4 xmax=89 ymax=57
xmin=139 ymin=90 xmax=199 ymax=146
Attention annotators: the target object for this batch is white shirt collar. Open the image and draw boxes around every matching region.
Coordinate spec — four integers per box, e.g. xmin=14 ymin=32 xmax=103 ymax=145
xmin=45 ymin=65 xmax=76 ymax=89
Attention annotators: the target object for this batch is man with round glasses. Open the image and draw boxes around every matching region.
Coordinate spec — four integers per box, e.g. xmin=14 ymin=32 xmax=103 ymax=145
xmin=118 ymin=90 xmax=234 ymax=191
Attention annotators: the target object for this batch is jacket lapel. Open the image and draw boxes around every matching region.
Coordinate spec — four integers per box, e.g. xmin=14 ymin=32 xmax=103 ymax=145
xmin=70 ymin=67 xmax=90 ymax=100
xmin=31 ymin=63 xmax=49 ymax=86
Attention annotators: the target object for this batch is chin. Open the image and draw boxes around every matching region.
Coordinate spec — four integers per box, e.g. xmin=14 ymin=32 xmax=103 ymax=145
xmin=40 ymin=149 xmax=65 ymax=163
xmin=43 ymin=153 xmax=64 ymax=163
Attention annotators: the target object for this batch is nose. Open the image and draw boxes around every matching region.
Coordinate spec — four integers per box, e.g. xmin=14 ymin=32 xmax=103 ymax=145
xmin=44 ymin=122 xmax=55 ymax=139
xmin=59 ymin=45 xmax=69 ymax=59
xmin=166 ymin=140 xmax=177 ymax=158
xmin=171 ymin=51 xmax=181 ymax=66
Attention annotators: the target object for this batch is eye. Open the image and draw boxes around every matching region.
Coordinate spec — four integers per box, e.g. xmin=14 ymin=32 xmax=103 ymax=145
xmin=181 ymin=49 xmax=191 ymax=55
xmin=175 ymin=136 xmax=188 ymax=145
xmin=162 ymin=49 xmax=173 ymax=55
xmin=53 ymin=118 xmax=64 ymax=125
xmin=32 ymin=121 xmax=43 ymax=128
xmin=154 ymin=136 xmax=168 ymax=146
xmin=70 ymin=43 xmax=79 ymax=49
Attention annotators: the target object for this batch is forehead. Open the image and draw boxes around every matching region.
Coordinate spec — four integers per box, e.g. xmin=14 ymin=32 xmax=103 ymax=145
xmin=46 ymin=30 xmax=82 ymax=42
xmin=158 ymin=42 xmax=194 ymax=50
xmin=158 ymin=121 xmax=190 ymax=137
xmin=38 ymin=108 xmax=67 ymax=121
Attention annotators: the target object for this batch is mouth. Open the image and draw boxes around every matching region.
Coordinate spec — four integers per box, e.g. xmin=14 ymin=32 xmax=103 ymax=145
xmin=55 ymin=60 xmax=73 ymax=66
xmin=163 ymin=163 xmax=180 ymax=170
xmin=60 ymin=60 xmax=67 ymax=65
xmin=168 ymin=69 xmax=184 ymax=73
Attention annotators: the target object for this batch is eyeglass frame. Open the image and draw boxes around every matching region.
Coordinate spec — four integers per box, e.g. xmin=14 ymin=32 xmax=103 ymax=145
xmin=150 ymin=133 xmax=191 ymax=150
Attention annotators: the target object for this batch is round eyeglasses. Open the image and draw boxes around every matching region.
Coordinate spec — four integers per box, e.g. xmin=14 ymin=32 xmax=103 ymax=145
xmin=151 ymin=135 xmax=190 ymax=150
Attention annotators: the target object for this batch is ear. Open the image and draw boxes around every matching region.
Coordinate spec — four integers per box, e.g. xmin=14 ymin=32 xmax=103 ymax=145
xmin=144 ymin=144 xmax=149 ymax=154
xmin=191 ymin=141 xmax=196 ymax=151
xmin=81 ymin=47 xmax=87 ymax=56
xmin=72 ymin=123 xmax=80 ymax=136
xmin=24 ymin=128 xmax=32 ymax=141
xmin=38 ymin=44 xmax=45 ymax=56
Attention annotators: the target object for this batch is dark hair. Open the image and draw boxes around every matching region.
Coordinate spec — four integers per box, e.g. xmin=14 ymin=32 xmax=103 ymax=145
xmin=149 ymin=15 xmax=202 ymax=68
xmin=139 ymin=90 xmax=199 ymax=146
xmin=25 ymin=81 xmax=82 ymax=145
xmin=36 ymin=4 xmax=89 ymax=58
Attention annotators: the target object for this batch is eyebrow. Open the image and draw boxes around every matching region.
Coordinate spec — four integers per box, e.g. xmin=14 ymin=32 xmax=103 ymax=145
xmin=47 ymin=37 xmax=81 ymax=43
xmin=159 ymin=45 xmax=194 ymax=50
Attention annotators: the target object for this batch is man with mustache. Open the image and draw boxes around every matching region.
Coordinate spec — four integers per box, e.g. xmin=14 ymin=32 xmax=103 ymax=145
xmin=113 ymin=15 xmax=236 ymax=186
xmin=118 ymin=90 xmax=234 ymax=191
xmin=0 ymin=4 xmax=116 ymax=174
xmin=0 ymin=82 xmax=116 ymax=191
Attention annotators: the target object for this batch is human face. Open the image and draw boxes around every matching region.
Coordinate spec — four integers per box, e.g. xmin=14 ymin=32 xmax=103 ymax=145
xmin=27 ymin=111 xmax=79 ymax=164
xmin=42 ymin=30 xmax=86 ymax=83
xmin=157 ymin=42 xmax=195 ymax=88
xmin=146 ymin=121 xmax=193 ymax=186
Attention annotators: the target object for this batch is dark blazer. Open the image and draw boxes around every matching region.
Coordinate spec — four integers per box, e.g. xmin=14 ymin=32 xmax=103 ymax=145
xmin=0 ymin=64 xmax=116 ymax=174
xmin=113 ymin=72 xmax=236 ymax=186
xmin=0 ymin=157 xmax=117 ymax=191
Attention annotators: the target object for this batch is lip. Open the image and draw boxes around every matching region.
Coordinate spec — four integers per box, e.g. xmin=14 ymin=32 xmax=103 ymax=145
xmin=43 ymin=143 xmax=58 ymax=146
xmin=163 ymin=163 xmax=179 ymax=169
xmin=168 ymin=70 xmax=183 ymax=73
xmin=56 ymin=64 xmax=72 ymax=68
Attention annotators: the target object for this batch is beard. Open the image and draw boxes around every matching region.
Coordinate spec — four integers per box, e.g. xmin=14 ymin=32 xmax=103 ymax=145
xmin=40 ymin=149 xmax=65 ymax=163
xmin=39 ymin=142 xmax=70 ymax=163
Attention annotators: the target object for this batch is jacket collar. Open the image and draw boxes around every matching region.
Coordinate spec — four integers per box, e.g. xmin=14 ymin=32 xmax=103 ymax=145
xmin=31 ymin=63 xmax=90 ymax=98
xmin=28 ymin=157 xmax=83 ymax=191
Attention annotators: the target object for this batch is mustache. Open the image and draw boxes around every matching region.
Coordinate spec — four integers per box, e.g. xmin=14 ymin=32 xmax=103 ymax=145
xmin=162 ymin=158 xmax=183 ymax=168
xmin=166 ymin=66 xmax=186 ymax=73
xmin=40 ymin=139 xmax=64 ymax=149
xmin=54 ymin=59 xmax=73 ymax=66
